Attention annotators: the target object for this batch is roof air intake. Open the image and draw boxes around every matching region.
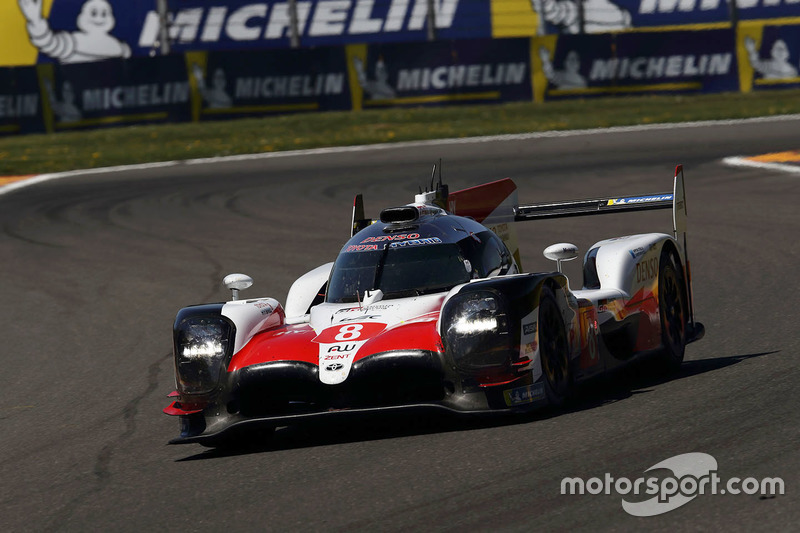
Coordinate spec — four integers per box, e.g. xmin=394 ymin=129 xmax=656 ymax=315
xmin=380 ymin=206 xmax=419 ymax=224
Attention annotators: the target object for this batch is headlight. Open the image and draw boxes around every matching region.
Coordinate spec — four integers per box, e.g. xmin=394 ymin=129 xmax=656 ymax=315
xmin=443 ymin=290 xmax=511 ymax=371
xmin=174 ymin=316 xmax=233 ymax=395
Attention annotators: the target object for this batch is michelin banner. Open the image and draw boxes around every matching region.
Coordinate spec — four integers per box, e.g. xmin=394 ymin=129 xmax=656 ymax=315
xmin=1 ymin=0 xmax=493 ymax=66
xmin=346 ymin=39 xmax=532 ymax=109
xmin=533 ymin=29 xmax=739 ymax=100
xmin=0 ymin=67 xmax=45 ymax=135
xmin=187 ymin=48 xmax=352 ymax=121
xmin=38 ymin=55 xmax=191 ymax=132
xmin=737 ymin=22 xmax=800 ymax=92
xmin=3 ymin=1 xmax=800 ymax=67
xmin=530 ymin=0 xmax=800 ymax=36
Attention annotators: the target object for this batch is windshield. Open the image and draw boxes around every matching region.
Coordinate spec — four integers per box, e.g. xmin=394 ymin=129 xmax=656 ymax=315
xmin=327 ymin=243 xmax=471 ymax=303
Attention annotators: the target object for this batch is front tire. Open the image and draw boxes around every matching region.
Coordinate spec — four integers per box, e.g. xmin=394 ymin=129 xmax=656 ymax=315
xmin=538 ymin=285 xmax=571 ymax=406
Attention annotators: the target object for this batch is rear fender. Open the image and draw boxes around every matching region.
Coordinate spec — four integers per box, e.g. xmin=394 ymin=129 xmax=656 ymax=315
xmin=584 ymin=233 xmax=681 ymax=297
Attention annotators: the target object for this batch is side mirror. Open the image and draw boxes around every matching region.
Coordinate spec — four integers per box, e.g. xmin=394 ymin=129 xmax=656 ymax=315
xmin=223 ymin=273 xmax=253 ymax=301
xmin=543 ymin=243 xmax=578 ymax=273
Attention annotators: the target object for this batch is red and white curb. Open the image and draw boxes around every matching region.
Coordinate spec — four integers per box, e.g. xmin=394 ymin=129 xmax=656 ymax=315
xmin=723 ymin=150 xmax=800 ymax=175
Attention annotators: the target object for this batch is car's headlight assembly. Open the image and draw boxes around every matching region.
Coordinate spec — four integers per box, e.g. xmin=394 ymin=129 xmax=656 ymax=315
xmin=174 ymin=316 xmax=234 ymax=395
xmin=443 ymin=290 xmax=512 ymax=371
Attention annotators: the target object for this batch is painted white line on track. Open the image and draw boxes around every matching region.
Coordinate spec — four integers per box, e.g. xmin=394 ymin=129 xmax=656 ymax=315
xmin=722 ymin=156 xmax=800 ymax=175
xmin=3 ymin=113 xmax=800 ymax=197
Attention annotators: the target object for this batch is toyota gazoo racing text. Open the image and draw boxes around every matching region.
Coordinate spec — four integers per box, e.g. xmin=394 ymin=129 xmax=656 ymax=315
xmin=164 ymin=165 xmax=704 ymax=447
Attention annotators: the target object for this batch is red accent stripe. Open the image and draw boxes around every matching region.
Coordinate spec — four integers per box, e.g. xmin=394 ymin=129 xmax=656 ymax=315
xmin=163 ymin=401 xmax=202 ymax=416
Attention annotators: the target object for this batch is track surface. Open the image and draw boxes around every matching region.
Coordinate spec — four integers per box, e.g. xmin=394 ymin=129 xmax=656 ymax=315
xmin=1 ymin=119 xmax=798 ymax=531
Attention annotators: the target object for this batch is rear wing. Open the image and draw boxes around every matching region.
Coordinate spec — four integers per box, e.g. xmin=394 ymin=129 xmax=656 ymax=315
xmin=513 ymin=165 xmax=688 ymax=251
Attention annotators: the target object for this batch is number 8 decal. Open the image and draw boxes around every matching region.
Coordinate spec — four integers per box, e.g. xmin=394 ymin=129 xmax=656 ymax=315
xmin=334 ymin=324 xmax=363 ymax=341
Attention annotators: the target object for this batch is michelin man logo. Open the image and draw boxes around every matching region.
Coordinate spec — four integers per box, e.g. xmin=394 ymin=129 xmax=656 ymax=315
xmin=43 ymin=79 xmax=82 ymax=123
xmin=531 ymin=0 xmax=631 ymax=34
xmin=353 ymin=57 xmax=396 ymax=100
xmin=18 ymin=0 xmax=131 ymax=63
xmin=192 ymin=64 xmax=233 ymax=109
xmin=539 ymin=48 xmax=587 ymax=89
xmin=745 ymin=37 xmax=799 ymax=80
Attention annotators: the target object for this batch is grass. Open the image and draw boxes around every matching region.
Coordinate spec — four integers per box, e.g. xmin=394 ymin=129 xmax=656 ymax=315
xmin=2 ymin=89 xmax=800 ymax=176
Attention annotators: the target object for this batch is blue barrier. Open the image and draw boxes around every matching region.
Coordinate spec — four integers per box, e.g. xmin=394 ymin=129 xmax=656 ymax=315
xmin=0 ymin=67 xmax=45 ymax=135
xmin=1 ymin=26 xmax=798 ymax=136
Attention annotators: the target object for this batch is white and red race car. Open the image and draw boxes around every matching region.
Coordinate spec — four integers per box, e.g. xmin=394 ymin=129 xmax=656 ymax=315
xmin=164 ymin=165 xmax=704 ymax=447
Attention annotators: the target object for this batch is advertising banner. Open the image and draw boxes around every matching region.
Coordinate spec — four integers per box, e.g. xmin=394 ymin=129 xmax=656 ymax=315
xmin=3 ymin=1 xmax=799 ymax=67
xmin=347 ymin=38 xmax=532 ymax=109
xmin=533 ymin=29 xmax=739 ymax=100
xmin=2 ymin=0 xmax=493 ymax=66
xmin=0 ymin=67 xmax=46 ymax=135
xmin=737 ymin=22 xmax=800 ymax=92
xmin=529 ymin=0 xmax=800 ymax=35
xmin=39 ymin=55 xmax=191 ymax=132
xmin=187 ymin=47 xmax=352 ymax=121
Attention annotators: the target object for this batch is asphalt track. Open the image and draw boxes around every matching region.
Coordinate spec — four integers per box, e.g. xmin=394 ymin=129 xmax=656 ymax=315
xmin=1 ymin=117 xmax=798 ymax=531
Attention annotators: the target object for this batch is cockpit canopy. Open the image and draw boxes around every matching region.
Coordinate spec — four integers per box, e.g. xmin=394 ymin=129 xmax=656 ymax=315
xmin=326 ymin=209 xmax=514 ymax=303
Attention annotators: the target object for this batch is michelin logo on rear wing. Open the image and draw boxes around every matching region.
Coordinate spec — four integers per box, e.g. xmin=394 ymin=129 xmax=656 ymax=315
xmin=608 ymin=194 xmax=673 ymax=206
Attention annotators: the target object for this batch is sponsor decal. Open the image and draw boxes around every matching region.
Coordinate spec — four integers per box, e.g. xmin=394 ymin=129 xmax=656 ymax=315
xmin=523 ymin=322 xmax=537 ymax=336
xmin=608 ymin=194 xmax=673 ymax=206
xmin=314 ymin=322 xmax=386 ymax=385
xmin=628 ymin=246 xmax=647 ymax=259
xmin=360 ymin=233 xmax=420 ymax=243
xmin=389 ymin=237 xmax=442 ymax=248
xmin=339 ymin=314 xmax=382 ymax=322
xmin=335 ymin=303 xmax=396 ymax=314
xmin=635 ymin=256 xmax=658 ymax=283
xmin=522 ymin=342 xmax=535 ymax=357
xmin=503 ymin=382 xmax=545 ymax=406
xmin=346 ymin=244 xmax=380 ymax=252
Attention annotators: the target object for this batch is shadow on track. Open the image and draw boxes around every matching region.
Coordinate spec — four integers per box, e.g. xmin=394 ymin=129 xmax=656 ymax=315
xmin=174 ymin=351 xmax=775 ymax=462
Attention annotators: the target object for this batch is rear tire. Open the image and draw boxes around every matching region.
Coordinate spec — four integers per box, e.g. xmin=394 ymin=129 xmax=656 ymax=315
xmin=657 ymin=253 xmax=687 ymax=372
xmin=538 ymin=285 xmax=571 ymax=406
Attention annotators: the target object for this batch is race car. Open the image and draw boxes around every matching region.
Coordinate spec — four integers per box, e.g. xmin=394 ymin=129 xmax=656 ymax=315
xmin=164 ymin=165 xmax=704 ymax=447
